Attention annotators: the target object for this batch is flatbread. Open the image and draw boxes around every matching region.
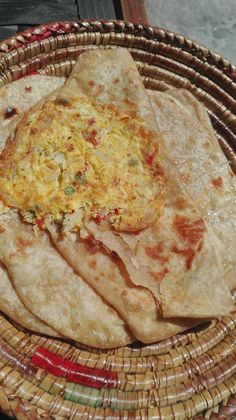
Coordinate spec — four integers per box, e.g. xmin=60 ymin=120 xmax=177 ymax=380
xmin=60 ymin=48 xmax=159 ymax=133
xmin=0 ymin=75 xmax=65 ymax=152
xmin=49 ymin=223 xmax=198 ymax=343
xmin=0 ymin=263 xmax=59 ymax=336
xmin=56 ymin=48 xmax=233 ymax=318
xmin=149 ymin=89 xmax=236 ymax=292
xmin=0 ymin=211 xmax=132 ymax=348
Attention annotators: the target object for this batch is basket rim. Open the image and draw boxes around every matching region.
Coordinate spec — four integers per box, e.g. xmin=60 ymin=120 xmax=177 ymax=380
xmin=0 ymin=19 xmax=235 ymax=75
xmin=0 ymin=18 xmax=235 ymax=419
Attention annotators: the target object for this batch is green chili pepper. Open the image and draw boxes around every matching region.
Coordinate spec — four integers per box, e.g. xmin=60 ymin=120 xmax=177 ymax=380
xmin=128 ymin=157 xmax=139 ymax=166
xmin=64 ymin=186 xmax=75 ymax=195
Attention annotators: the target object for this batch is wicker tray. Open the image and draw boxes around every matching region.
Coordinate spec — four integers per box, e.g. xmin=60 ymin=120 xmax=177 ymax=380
xmin=0 ymin=20 xmax=235 ymax=419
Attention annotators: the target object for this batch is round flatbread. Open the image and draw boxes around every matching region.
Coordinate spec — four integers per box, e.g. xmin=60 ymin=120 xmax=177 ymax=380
xmin=0 ymin=262 xmax=59 ymax=336
xmin=0 ymin=211 xmax=133 ymax=349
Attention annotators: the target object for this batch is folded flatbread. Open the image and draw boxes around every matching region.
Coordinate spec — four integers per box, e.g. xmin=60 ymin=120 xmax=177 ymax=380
xmin=0 ymin=211 xmax=132 ymax=348
xmin=149 ymin=88 xmax=236 ymax=293
xmin=49 ymin=223 xmax=198 ymax=343
xmin=56 ymin=48 xmax=233 ymax=318
xmin=0 ymin=263 xmax=59 ymax=336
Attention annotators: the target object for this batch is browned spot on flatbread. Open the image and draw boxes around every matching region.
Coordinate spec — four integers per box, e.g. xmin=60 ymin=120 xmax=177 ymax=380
xmin=145 ymin=243 xmax=169 ymax=264
xmin=4 ymin=106 xmax=18 ymax=120
xmin=97 ymin=84 xmax=104 ymax=94
xmin=30 ymin=127 xmax=38 ymax=135
xmin=124 ymin=98 xmax=136 ymax=107
xmin=173 ymin=215 xmax=206 ymax=246
xmin=88 ymin=259 xmax=97 ymax=269
xmin=174 ymin=197 xmax=188 ymax=210
xmin=172 ymin=215 xmax=206 ymax=270
xmin=25 ymin=86 xmax=32 ymax=93
xmin=150 ymin=268 xmax=169 ymax=283
xmin=85 ymin=235 xmax=100 ymax=254
xmin=121 ymin=290 xmax=128 ymax=298
xmin=203 ymin=139 xmax=210 ymax=148
xmin=172 ymin=245 xmax=195 ymax=270
xmin=15 ymin=236 xmax=34 ymax=251
xmin=181 ymin=173 xmax=191 ymax=183
xmin=0 ymin=225 xmax=5 ymax=233
xmin=212 ymin=176 xmax=223 ymax=189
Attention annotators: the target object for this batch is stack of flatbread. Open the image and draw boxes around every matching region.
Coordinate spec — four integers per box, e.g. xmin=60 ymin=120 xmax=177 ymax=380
xmin=0 ymin=48 xmax=235 ymax=349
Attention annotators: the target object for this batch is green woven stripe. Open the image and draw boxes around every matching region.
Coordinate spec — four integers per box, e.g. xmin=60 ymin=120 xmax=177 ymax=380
xmin=65 ymin=383 xmax=101 ymax=408
xmin=64 ymin=382 xmax=147 ymax=410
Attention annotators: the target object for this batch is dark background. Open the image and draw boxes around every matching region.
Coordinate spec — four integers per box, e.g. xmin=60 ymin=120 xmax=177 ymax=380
xmin=0 ymin=0 xmax=119 ymax=41
xmin=0 ymin=0 xmax=150 ymax=41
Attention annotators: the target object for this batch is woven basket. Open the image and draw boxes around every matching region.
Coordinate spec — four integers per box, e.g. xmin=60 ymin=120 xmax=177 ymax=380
xmin=0 ymin=20 xmax=235 ymax=420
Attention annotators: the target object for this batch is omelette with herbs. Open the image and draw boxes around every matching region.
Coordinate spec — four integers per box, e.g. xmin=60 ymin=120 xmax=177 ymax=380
xmin=0 ymin=95 xmax=164 ymax=232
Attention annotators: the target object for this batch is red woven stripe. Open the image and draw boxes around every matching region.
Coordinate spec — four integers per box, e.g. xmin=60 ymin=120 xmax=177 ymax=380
xmin=32 ymin=347 xmax=117 ymax=389
xmin=26 ymin=71 xmax=39 ymax=76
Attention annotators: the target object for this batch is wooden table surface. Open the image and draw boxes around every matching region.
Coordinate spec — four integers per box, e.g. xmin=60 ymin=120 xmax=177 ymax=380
xmin=0 ymin=0 xmax=149 ymax=41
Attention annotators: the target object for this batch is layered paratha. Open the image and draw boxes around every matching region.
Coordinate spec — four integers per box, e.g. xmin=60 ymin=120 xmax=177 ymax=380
xmin=0 ymin=211 xmax=132 ymax=348
xmin=0 ymin=262 xmax=59 ymax=336
xmin=53 ymin=48 xmax=233 ymax=318
xmin=149 ymin=88 xmax=236 ymax=293
xmin=0 ymin=49 xmax=234 ymax=347
xmin=49 ymin=222 xmax=198 ymax=343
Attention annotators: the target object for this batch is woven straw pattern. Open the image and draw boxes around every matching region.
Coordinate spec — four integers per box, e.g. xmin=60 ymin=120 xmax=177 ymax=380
xmin=0 ymin=20 xmax=235 ymax=419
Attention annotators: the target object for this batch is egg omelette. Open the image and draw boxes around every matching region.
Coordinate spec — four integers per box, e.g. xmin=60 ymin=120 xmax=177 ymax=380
xmin=0 ymin=95 xmax=164 ymax=232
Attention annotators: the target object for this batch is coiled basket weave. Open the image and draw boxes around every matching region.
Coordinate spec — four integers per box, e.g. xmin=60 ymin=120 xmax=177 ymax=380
xmin=0 ymin=20 xmax=236 ymax=419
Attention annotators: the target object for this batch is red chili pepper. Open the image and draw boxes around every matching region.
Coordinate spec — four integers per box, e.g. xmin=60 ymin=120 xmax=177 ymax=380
xmin=146 ymin=152 xmax=156 ymax=166
xmin=88 ymin=117 xmax=96 ymax=125
xmin=68 ymin=143 xmax=75 ymax=151
xmin=94 ymin=213 xmax=107 ymax=224
xmin=84 ymin=129 xmax=98 ymax=146
xmin=36 ymin=218 xmax=44 ymax=229
xmin=113 ymin=207 xmax=119 ymax=215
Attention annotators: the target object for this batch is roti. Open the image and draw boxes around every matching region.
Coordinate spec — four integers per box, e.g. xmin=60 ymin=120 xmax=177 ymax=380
xmin=0 ymin=49 xmax=234 ymax=347
xmin=54 ymin=48 xmax=233 ymax=318
xmin=0 ymin=211 xmax=132 ymax=348
xmin=0 ymin=263 xmax=60 ymax=336
xmin=49 ymin=222 xmax=198 ymax=343
xmin=149 ymin=88 xmax=236 ymax=293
